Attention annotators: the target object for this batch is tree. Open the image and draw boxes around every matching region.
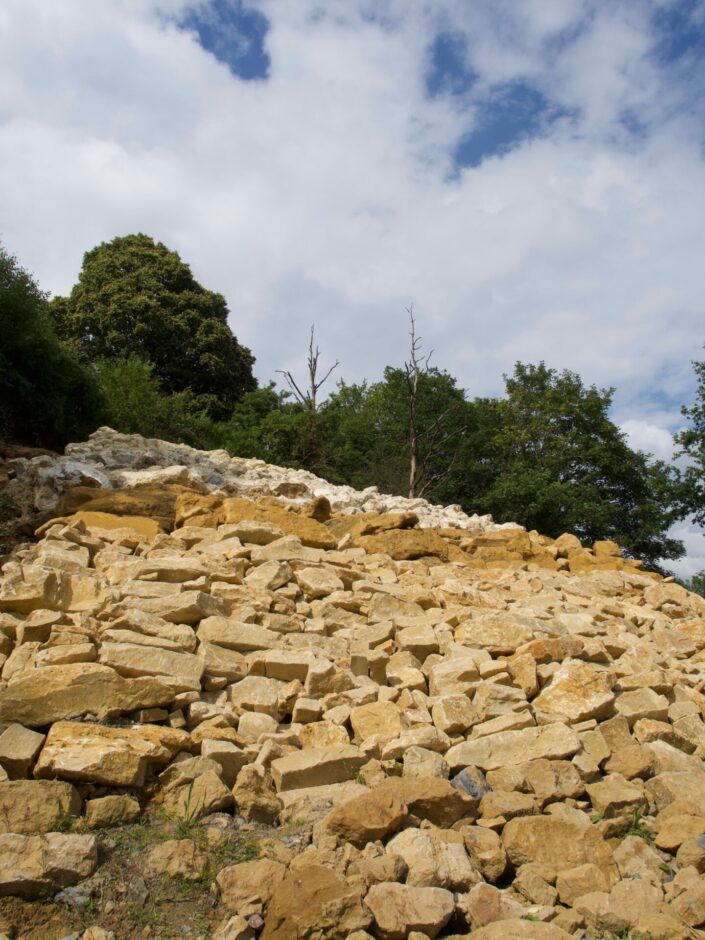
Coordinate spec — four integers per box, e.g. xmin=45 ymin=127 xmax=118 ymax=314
xmin=674 ymin=349 xmax=705 ymax=525
xmin=95 ymin=355 xmax=223 ymax=449
xmin=276 ymin=326 xmax=339 ymax=413
xmin=689 ymin=571 xmax=705 ymax=598
xmin=466 ymin=362 xmax=683 ymax=567
xmin=50 ymin=234 xmax=256 ymax=419
xmin=402 ymin=307 xmax=466 ymax=499
xmin=0 ymin=242 xmax=101 ymax=446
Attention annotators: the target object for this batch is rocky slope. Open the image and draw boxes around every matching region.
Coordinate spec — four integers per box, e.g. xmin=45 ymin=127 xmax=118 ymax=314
xmin=0 ymin=429 xmax=704 ymax=939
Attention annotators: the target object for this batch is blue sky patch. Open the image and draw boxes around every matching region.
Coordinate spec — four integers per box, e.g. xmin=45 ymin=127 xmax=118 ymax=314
xmin=179 ymin=0 xmax=270 ymax=80
xmin=426 ymin=32 xmax=477 ymax=97
xmin=652 ymin=0 xmax=705 ymax=65
xmin=454 ymin=82 xmax=569 ymax=169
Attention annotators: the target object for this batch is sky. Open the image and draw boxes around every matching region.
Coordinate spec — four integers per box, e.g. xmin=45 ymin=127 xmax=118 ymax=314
xmin=1 ymin=0 xmax=704 ymax=575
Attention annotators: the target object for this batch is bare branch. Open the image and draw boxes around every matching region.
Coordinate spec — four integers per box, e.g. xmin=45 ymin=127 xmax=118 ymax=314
xmin=278 ymin=325 xmax=339 ymax=412
xmin=275 ymin=370 xmax=309 ymax=408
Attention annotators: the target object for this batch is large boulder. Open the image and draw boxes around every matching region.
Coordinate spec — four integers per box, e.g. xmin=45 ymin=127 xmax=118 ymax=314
xmin=365 ymin=882 xmax=454 ymax=940
xmin=0 ymin=832 xmax=98 ymax=898
xmin=0 ymin=663 xmax=174 ymax=727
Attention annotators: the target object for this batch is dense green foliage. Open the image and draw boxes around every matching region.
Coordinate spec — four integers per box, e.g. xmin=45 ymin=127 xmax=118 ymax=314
xmin=465 ymin=364 xmax=683 ymax=566
xmin=674 ymin=350 xmax=705 ymax=525
xmin=50 ymin=234 xmax=256 ymax=419
xmin=689 ymin=571 xmax=705 ymax=598
xmin=218 ymin=362 xmax=683 ymax=568
xmin=0 ymin=243 xmax=102 ymax=446
xmin=0 ymin=232 xmax=694 ymax=571
xmin=96 ymin=355 xmax=225 ymax=450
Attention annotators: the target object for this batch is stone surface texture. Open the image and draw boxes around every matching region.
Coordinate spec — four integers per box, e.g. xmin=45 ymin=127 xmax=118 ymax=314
xmin=0 ymin=428 xmax=703 ymax=938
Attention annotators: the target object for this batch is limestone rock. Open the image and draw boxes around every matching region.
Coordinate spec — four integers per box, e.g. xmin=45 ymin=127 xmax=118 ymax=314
xmin=217 ymin=858 xmax=287 ymax=916
xmin=270 ymin=746 xmax=365 ymax=791
xmin=532 ymin=660 xmax=615 ymax=722
xmin=197 ymin=617 xmax=279 ymax=653
xmin=462 ymin=827 xmax=508 ymax=883
xmin=457 ymin=882 xmax=526 ymax=929
xmin=0 ymin=780 xmax=81 ymax=834
xmin=233 ymin=764 xmax=283 ymax=823
xmin=351 ymin=701 xmax=406 ymax=742
xmin=445 ymin=723 xmax=581 ymax=772
xmin=556 ymin=863 xmax=612 ymax=905
xmin=143 ymin=839 xmax=209 ymax=880
xmin=84 ymin=794 xmax=141 ymax=829
xmin=466 ymin=921 xmax=574 ymax=940
xmin=0 ymin=832 xmax=98 ymax=898
xmin=502 ymin=812 xmax=616 ymax=879
xmin=161 ymin=770 xmax=233 ymax=821
xmin=386 ymin=827 xmax=479 ymax=890
xmin=355 ymin=529 xmax=449 ymax=560
xmin=381 ymin=776 xmax=477 ymax=827
xmin=34 ymin=721 xmax=175 ymax=787
xmin=295 ymin=566 xmax=344 ymax=599
xmin=0 ymin=723 xmax=45 ymax=778
xmin=262 ymin=865 xmax=370 ymax=939
xmin=0 ymin=663 xmax=174 ymax=727
xmin=98 ymin=642 xmax=204 ymax=690
xmin=364 ymin=882 xmax=454 ymax=940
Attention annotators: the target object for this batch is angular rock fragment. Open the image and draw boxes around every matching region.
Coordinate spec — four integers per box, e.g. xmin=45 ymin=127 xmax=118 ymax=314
xmin=0 ymin=832 xmax=98 ymax=898
xmin=0 ymin=663 xmax=174 ymax=726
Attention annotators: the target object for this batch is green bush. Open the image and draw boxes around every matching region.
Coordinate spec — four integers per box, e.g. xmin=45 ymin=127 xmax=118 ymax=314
xmin=96 ymin=355 xmax=225 ymax=449
xmin=0 ymin=243 xmax=102 ymax=447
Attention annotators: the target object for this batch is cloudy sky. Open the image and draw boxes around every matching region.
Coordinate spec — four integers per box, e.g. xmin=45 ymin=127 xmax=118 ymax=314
xmin=1 ymin=0 xmax=704 ymax=573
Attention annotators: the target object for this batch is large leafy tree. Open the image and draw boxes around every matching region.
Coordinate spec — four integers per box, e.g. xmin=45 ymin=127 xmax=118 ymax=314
xmin=225 ymin=359 xmax=681 ymax=566
xmin=467 ymin=363 xmax=683 ymax=566
xmin=50 ymin=234 xmax=256 ymax=419
xmin=0 ymin=243 xmax=101 ymax=446
xmin=674 ymin=349 xmax=705 ymax=525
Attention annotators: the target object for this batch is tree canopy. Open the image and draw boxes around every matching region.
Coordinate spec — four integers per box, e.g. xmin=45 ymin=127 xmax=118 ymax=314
xmin=674 ymin=349 xmax=705 ymax=526
xmin=219 ymin=360 xmax=682 ymax=568
xmin=464 ymin=363 xmax=683 ymax=567
xmin=50 ymin=234 xmax=256 ymax=419
xmin=0 ymin=243 xmax=101 ymax=446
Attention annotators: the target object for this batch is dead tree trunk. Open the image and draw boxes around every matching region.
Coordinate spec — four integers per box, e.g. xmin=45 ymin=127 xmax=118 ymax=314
xmin=404 ymin=306 xmax=464 ymax=500
xmin=405 ymin=306 xmax=427 ymax=499
xmin=276 ymin=325 xmax=339 ymax=412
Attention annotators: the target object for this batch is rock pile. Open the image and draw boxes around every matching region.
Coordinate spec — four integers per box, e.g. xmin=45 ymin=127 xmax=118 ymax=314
xmin=0 ymin=431 xmax=704 ymax=939
xmin=4 ymin=427 xmax=501 ymax=531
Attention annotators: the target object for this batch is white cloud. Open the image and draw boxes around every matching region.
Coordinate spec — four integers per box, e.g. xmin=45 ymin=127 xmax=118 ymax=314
xmin=620 ymin=419 xmax=675 ymax=460
xmin=0 ymin=2 xmax=703 ymax=569
xmin=665 ymin=521 xmax=705 ymax=582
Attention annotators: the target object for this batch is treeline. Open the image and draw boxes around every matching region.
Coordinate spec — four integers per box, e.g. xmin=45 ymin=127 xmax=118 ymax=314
xmin=2 ymin=234 xmax=704 ymax=574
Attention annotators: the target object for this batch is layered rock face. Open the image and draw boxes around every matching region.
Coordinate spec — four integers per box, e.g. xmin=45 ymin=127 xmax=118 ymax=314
xmin=0 ymin=430 xmax=704 ymax=939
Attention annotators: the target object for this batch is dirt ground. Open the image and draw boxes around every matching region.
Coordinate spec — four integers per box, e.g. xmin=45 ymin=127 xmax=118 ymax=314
xmin=0 ymin=814 xmax=312 ymax=940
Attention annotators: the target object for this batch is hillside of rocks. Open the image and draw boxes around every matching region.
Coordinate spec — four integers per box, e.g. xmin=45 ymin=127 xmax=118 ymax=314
xmin=1 ymin=429 xmax=705 ymax=939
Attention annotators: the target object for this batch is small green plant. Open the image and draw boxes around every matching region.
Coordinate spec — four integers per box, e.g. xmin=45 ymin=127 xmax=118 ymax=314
xmin=623 ymin=811 xmax=654 ymax=843
xmin=53 ymin=811 xmax=77 ymax=833
xmin=523 ymin=913 xmax=540 ymax=922
xmin=212 ymin=838 xmax=260 ymax=866
xmin=80 ymin=896 xmax=98 ymax=922
xmin=110 ymin=816 xmax=172 ymax=854
xmin=241 ymin=842 xmax=260 ymax=861
xmin=131 ymin=902 xmax=166 ymax=929
xmin=172 ymin=781 xmax=202 ymax=839
xmin=591 ymin=812 xmax=605 ymax=824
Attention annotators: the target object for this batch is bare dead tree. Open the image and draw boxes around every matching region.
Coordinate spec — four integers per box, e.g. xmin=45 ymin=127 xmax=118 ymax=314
xmin=404 ymin=305 xmax=430 ymax=499
xmin=277 ymin=325 xmax=339 ymax=412
xmin=404 ymin=305 xmax=464 ymax=499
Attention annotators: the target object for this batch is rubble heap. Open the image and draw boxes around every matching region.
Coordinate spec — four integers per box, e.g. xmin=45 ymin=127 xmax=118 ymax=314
xmin=0 ymin=431 xmax=704 ymax=939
